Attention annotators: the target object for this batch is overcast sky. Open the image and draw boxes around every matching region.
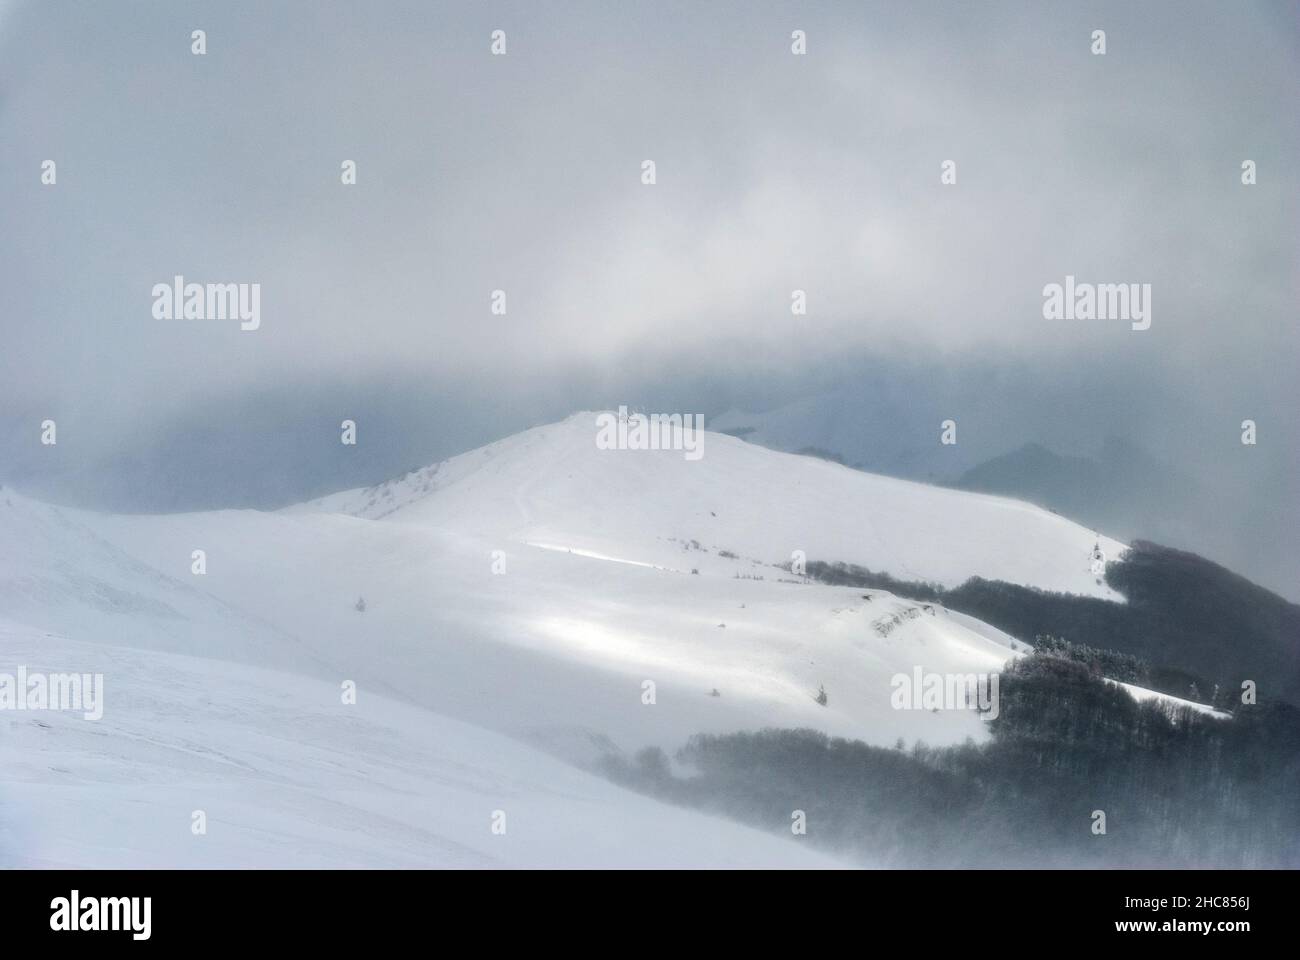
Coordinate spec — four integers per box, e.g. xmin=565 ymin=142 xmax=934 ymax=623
xmin=1 ymin=1 xmax=1296 ymax=591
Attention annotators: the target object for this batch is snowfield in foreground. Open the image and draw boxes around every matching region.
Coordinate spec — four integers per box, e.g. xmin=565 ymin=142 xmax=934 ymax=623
xmin=0 ymin=624 xmax=838 ymax=868
xmin=1 ymin=413 xmax=1158 ymax=867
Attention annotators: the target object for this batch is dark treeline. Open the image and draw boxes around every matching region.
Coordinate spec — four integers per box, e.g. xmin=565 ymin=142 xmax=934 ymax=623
xmin=804 ymin=540 xmax=1300 ymax=706
xmin=1032 ymin=633 xmax=1148 ymax=685
xmin=600 ymin=654 xmax=1300 ymax=868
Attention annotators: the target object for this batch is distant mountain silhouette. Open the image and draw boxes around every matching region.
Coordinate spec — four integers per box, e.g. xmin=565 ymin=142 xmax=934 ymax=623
xmin=951 ymin=437 xmax=1200 ymax=545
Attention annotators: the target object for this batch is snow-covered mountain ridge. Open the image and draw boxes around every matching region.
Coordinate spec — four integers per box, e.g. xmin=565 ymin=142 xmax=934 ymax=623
xmin=301 ymin=412 xmax=1127 ymax=600
xmin=1 ymin=413 xmax=1167 ymax=867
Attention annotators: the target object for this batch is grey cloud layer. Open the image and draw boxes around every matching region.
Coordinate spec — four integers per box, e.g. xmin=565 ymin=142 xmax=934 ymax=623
xmin=1 ymin=0 xmax=1295 ymax=591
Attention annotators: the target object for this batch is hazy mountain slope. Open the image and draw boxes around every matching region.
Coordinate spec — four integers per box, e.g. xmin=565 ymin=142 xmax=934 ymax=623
xmin=952 ymin=437 xmax=1198 ymax=544
xmin=710 ymin=395 xmax=989 ymax=482
xmin=952 ymin=438 xmax=1298 ymax=605
xmin=712 ymin=401 xmax=1299 ymax=604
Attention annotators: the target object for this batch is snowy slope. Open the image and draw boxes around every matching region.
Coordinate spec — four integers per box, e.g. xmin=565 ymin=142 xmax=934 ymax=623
xmin=0 ymin=414 xmax=1152 ymax=867
xmin=299 ymin=412 xmax=1126 ymax=600
xmin=0 ymin=623 xmax=838 ymax=869
xmin=68 ymin=414 xmax=1131 ymax=754
xmin=80 ymin=498 xmax=1020 ymax=755
xmin=0 ymin=488 xmax=315 ymax=670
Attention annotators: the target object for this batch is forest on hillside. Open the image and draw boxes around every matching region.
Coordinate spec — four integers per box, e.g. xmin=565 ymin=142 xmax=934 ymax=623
xmin=803 ymin=540 xmax=1300 ymax=707
xmin=601 ymin=653 xmax=1300 ymax=868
